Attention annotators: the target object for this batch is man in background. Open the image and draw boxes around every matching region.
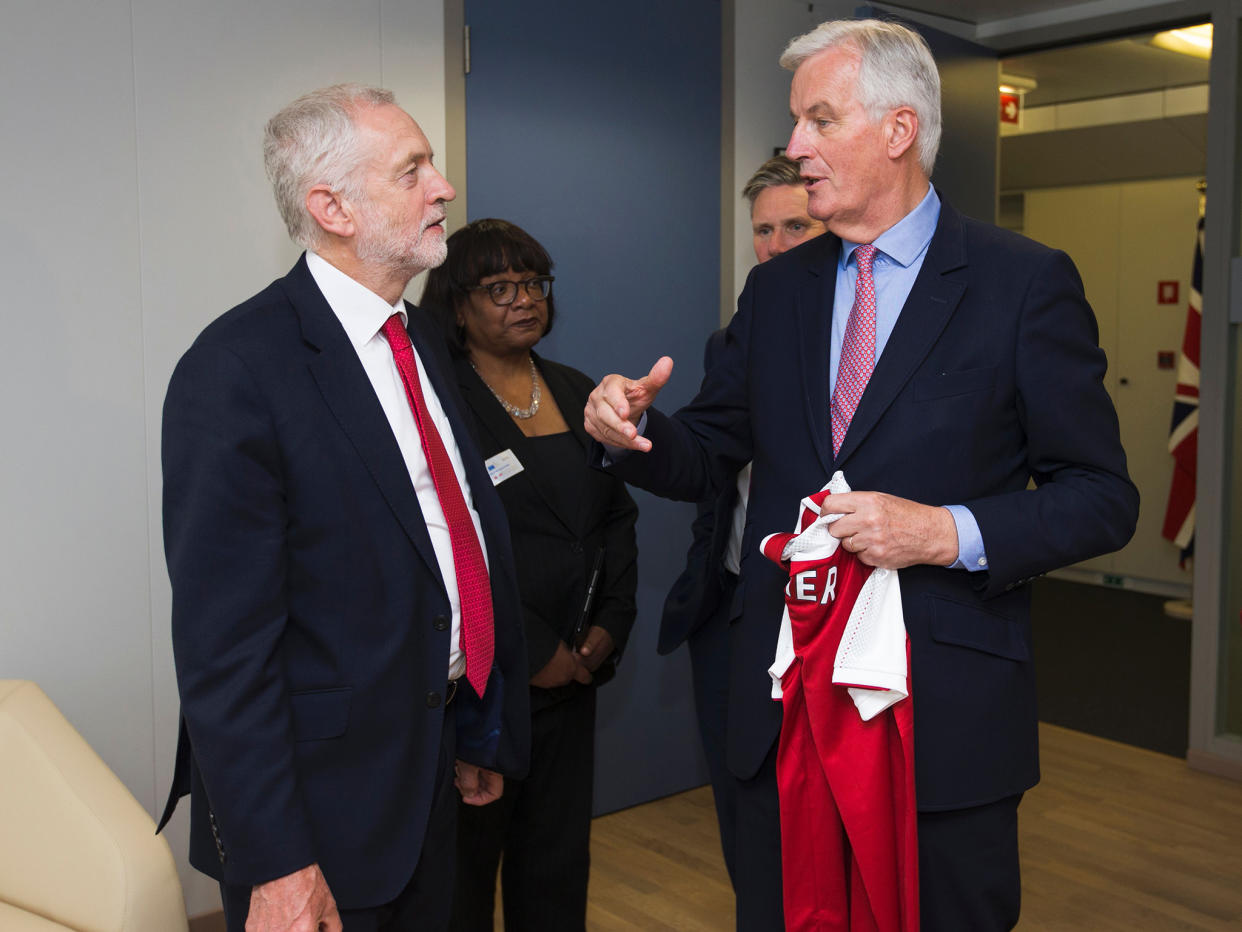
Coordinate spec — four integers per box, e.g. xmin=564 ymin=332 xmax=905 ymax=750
xmin=747 ymin=154 xmax=828 ymax=263
xmin=158 ymin=84 xmax=529 ymax=932
xmin=658 ymin=154 xmax=824 ymax=895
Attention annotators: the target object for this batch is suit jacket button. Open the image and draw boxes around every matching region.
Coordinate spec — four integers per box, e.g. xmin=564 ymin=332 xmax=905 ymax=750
xmin=426 ymin=691 xmax=442 ymax=709
xmin=571 ymin=541 xmax=584 ymax=554
xmin=433 ymin=615 xmax=449 ymax=631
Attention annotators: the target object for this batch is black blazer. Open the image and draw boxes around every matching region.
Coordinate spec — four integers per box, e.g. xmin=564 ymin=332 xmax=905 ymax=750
xmin=158 ymin=256 xmax=530 ymax=907
xmin=599 ymin=200 xmax=1139 ymax=810
xmin=657 ymin=329 xmax=741 ymax=655
xmin=453 ymin=352 xmax=638 ymax=704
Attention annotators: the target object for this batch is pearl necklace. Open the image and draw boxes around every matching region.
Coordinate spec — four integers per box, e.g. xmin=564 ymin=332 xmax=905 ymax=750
xmin=472 ymin=356 xmax=541 ymax=419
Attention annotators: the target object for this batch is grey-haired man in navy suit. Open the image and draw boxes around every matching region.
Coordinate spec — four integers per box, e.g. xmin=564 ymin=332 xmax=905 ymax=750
xmin=586 ymin=20 xmax=1137 ymax=932
xmin=159 ymin=84 xmax=529 ymax=932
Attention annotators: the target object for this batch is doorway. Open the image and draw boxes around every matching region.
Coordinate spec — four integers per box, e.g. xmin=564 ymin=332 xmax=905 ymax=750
xmin=997 ymin=25 xmax=1210 ymax=756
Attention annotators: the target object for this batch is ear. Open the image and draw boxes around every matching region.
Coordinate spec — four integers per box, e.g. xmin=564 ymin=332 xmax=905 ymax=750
xmin=885 ymin=106 xmax=919 ymax=161
xmin=305 ymin=184 xmax=357 ymax=239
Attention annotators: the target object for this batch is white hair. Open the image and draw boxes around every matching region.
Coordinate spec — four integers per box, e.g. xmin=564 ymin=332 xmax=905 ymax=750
xmin=780 ymin=19 xmax=941 ymax=176
xmin=262 ymin=84 xmax=396 ymax=249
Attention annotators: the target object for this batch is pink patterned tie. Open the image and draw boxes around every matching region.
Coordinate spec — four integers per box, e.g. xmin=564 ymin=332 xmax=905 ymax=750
xmin=381 ymin=315 xmax=494 ymax=698
xmin=831 ymin=244 xmax=878 ymax=457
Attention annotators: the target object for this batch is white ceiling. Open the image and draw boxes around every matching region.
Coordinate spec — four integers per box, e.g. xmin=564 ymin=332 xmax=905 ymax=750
xmin=865 ymin=1 xmax=1211 ymax=104
xmin=1004 ymin=32 xmax=1209 ymax=107
xmin=889 ymin=0 xmax=1103 ymax=24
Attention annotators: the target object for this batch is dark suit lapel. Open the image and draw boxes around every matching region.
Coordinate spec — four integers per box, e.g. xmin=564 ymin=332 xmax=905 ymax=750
xmin=281 ymin=257 xmax=445 ymax=585
xmin=835 ymin=203 xmax=968 ymax=466
xmin=794 ymin=234 xmax=841 ymax=474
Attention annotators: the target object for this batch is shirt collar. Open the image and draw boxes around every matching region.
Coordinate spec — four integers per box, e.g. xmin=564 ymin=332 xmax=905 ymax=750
xmin=839 ymin=183 xmax=940 ymax=270
xmin=305 ymin=251 xmax=406 ymax=349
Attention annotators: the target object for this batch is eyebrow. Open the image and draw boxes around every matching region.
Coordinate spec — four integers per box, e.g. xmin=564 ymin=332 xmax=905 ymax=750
xmin=793 ymin=101 xmax=836 ymax=119
xmin=393 ymin=148 xmax=434 ymax=175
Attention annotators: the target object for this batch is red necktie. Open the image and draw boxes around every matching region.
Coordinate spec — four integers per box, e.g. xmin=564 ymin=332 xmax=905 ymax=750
xmin=381 ymin=314 xmax=494 ymax=697
xmin=831 ymin=244 xmax=878 ymax=457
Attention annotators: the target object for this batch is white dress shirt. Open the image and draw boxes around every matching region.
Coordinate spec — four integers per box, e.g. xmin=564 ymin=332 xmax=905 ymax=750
xmin=307 ymin=251 xmax=486 ymax=680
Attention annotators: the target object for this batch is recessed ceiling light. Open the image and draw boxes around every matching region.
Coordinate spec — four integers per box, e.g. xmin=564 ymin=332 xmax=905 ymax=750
xmin=1150 ymin=23 xmax=1212 ymax=60
xmin=999 ymin=73 xmax=1037 ymax=95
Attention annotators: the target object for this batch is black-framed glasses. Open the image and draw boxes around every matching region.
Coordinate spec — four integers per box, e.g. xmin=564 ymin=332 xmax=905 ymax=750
xmin=468 ymin=275 xmax=554 ymax=306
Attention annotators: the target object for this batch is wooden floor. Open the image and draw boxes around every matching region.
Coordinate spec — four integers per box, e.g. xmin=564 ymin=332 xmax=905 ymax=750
xmin=1018 ymin=724 xmax=1242 ymax=930
xmin=191 ymin=724 xmax=1242 ymax=931
xmin=571 ymin=723 xmax=1242 ymax=931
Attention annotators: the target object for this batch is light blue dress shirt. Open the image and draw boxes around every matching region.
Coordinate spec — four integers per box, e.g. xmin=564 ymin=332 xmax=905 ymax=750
xmin=833 ymin=185 xmax=987 ymax=572
xmin=830 ymin=185 xmax=940 ymax=395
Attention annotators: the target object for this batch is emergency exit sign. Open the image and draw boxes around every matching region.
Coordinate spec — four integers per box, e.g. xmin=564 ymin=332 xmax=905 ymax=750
xmin=1000 ymin=92 xmax=1020 ymax=124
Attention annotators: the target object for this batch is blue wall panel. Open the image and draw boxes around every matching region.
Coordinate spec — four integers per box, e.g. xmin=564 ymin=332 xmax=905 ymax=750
xmin=465 ymin=0 xmax=722 ymax=812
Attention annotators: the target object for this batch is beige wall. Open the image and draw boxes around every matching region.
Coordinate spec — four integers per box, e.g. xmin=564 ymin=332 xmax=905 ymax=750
xmin=1024 ymin=177 xmax=1202 ymax=590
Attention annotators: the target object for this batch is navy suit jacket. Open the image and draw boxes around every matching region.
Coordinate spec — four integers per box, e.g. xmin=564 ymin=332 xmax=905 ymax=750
xmin=157 ymin=256 xmax=530 ymax=907
xmin=657 ymin=329 xmax=741 ymax=655
xmin=602 ymin=201 xmax=1138 ymax=809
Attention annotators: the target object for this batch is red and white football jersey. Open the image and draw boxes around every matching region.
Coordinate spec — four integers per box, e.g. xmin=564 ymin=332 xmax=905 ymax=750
xmin=761 ymin=471 xmax=918 ymax=932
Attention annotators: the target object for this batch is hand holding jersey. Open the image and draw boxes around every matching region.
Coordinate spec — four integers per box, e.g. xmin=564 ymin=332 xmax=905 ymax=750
xmin=821 ymin=489 xmax=960 ymax=569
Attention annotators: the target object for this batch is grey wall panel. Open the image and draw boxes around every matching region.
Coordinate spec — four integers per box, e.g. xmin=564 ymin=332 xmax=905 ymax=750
xmin=0 ymin=0 xmax=156 ymax=819
xmin=0 ymin=0 xmax=445 ymax=919
xmin=464 ymin=0 xmax=722 ymax=813
xmin=1002 ymin=116 xmax=1208 ymax=191
xmin=729 ymin=1 xmax=853 ymax=310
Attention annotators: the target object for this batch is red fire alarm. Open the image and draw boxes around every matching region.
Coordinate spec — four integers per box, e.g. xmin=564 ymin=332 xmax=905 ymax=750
xmin=999 ymin=92 xmax=1020 ymax=125
xmin=1158 ymin=281 xmax=1179 ymax=304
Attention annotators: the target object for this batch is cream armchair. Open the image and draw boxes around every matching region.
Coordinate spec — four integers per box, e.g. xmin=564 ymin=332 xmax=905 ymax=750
xmin=0 ymin=680 xmax=188 ymax=931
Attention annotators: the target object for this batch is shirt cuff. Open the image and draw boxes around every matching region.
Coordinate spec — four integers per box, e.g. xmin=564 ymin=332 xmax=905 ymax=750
xmin=943 ymin=504 xmax=988 ymax=571
xmin=601 ymin=412 xmax=648 ymax=464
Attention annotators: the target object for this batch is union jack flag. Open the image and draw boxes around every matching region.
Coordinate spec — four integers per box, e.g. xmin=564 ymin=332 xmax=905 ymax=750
xmin=1160 ymin=214 xmax=1202 ymax=566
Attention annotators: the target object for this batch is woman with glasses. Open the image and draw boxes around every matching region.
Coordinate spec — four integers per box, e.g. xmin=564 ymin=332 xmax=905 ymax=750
xmin=421 ymin=218 xmax=638 ymax=931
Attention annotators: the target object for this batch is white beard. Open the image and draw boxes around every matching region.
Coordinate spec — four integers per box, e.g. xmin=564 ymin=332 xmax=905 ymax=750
xmin=354 ymin=201 xmax=447 ymax=275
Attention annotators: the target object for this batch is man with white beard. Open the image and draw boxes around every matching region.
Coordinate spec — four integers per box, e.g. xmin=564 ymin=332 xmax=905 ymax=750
xmin=158 ymin=84 xmax=530 ymax=932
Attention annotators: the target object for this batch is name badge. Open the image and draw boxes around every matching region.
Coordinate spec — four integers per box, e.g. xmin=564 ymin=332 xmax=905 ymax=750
xmin=484 ymin=449 xmax=525 ymax=486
